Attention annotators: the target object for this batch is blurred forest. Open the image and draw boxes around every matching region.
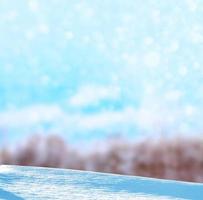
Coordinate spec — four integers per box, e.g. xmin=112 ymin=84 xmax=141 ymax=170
xmin=1 ymin=134 xmax=202 ymax=183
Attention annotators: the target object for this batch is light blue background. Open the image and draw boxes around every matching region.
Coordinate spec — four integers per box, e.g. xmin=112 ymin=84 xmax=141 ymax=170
xmin=0 ymin=0 xmax=203 ymax=144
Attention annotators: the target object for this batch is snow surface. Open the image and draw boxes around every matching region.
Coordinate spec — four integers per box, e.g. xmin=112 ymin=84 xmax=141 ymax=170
xmin=0 ymin=165 xmax=202 ymax=200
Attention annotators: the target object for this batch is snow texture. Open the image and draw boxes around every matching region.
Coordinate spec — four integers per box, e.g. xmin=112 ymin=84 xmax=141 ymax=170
xmin=0 ymin=165 xmax=203 ymax=200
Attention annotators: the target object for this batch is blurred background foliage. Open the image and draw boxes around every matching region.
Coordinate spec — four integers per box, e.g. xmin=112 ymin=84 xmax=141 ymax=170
xmin=1 ymin=135 xmax=203 ymax=183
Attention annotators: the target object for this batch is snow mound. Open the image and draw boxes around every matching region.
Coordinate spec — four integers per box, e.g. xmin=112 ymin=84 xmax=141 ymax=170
xmin=0 ymin=165 xmax=203 ymax=199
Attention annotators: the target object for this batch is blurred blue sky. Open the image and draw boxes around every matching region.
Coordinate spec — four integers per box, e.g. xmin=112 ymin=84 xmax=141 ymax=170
xmin=0 ymin=0 xmax=203 ymax=144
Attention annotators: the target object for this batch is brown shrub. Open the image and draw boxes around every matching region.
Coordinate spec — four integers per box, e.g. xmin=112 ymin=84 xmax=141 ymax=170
xmin=1 ymin=135 xmax=203 ymax=183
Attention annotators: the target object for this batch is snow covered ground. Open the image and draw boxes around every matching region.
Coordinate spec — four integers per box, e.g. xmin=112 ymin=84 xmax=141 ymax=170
xmin=0 ymin=165 xmax=202 ymax=200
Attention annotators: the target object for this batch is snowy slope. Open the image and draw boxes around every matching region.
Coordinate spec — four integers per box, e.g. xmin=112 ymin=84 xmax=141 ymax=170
xmin=0 ymin=165 xmax=202 ymax=200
